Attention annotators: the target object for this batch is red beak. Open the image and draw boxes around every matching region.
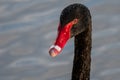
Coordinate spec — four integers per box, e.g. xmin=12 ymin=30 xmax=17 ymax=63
xmin=49 ymin=21 xmax=74 ymax=56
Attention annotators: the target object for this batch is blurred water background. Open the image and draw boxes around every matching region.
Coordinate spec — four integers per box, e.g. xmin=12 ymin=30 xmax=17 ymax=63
xmin=0 ymin=0 xmax=120 ymax=80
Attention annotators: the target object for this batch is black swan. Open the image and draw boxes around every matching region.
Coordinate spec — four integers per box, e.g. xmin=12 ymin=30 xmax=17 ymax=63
xmin=49 ymin=3 xmax=92 ymax=80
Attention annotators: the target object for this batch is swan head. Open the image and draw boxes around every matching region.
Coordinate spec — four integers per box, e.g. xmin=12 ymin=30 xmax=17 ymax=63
xmin=49 ymin=3 xmax=90 ymax=57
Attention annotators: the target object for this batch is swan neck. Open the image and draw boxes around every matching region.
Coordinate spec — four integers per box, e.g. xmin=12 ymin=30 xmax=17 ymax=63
xmin=72 ymin=25 xmax=92 ymax=80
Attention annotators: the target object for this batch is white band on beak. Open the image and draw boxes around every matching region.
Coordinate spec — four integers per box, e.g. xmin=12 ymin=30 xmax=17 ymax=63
xmin=50 ymin=45 xmax=61 ymax=52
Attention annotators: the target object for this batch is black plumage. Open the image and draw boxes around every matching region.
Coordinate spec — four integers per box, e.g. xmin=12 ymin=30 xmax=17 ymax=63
xmin=60 ymin=3 xmax=92 ymax=80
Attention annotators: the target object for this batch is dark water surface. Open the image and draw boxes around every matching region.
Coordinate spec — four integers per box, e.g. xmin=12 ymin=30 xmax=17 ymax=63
xmin=0 ymin=0 xmax=120 ymax=80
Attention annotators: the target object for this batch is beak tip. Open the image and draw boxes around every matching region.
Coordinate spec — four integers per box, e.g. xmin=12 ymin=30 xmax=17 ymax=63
xmin=49 ymin=48 xmax=59 ymax=57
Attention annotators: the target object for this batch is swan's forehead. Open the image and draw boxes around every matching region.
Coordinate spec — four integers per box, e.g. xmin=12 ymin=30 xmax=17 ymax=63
xmin=60 ymin=5 xmax=80 ymax=27
xmin=60 ymin=13 xmax=73 ymax=27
